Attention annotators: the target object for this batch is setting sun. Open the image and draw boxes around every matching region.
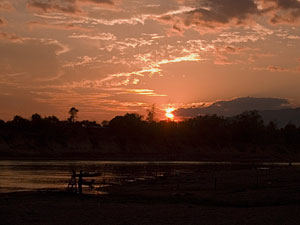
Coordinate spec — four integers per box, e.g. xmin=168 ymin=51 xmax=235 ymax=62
xmin=165 ymin=107 xmax=175 ymax=120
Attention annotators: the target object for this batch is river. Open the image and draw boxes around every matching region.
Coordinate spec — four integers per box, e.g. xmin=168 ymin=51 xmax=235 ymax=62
xmin=0 ymin=160 xmax=297 ymax=194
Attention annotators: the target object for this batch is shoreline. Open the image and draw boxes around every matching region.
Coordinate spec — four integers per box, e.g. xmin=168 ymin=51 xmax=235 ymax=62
xmin=1 ymin=158 xmax=299 ymax=168
xmin=1 ymin=152 xmax=300 ymax=163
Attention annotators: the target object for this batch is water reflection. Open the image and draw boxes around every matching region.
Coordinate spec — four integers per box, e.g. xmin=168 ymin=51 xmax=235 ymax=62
xmin=0 ymin=160 xmax=298 ymax=194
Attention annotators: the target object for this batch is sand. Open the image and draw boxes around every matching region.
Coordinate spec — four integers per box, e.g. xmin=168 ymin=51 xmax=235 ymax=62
xmin=1 ymin=166 xmax=300 ymax=225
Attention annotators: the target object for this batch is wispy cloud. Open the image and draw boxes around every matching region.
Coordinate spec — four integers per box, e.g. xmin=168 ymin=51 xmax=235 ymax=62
xmin=63 ymin=56 xmax=97 ymax=68
xmin=28 ymin=21 xmax=92 ymax=31
xmin=68 ymin=32 xmax=116 ymax=40
xmin=253 ymin=65 xmax=289 ymax=72
xmin=127 ymin=89 xmax=167 ymax=97
xmin=0 ymin=34 xmax=69 ymax=55
xmin=267 ymin=65 xmax=289 ymax=72
xmin=0 ymin=32 xmax=23 ymax=43
xmin=80 ymin=0 xmax=114 ymax=5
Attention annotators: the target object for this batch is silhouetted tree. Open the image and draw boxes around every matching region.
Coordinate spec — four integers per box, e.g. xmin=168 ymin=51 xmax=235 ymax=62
xmin=109 ymin=113 xmax=144 ymax=134
xmin=31 ymin=113 xmax=42 ymax=122
xmin=109 ymin=113 xmax=146 ymax=147
xmin=101 ymin=120 xmax=109 ymax=128
xmin=44 ymin=116 xmax=59 ymax=124
xmin=68 ymin=107 xmax=79 ymax=123
xmin=81 ymin=120 xmax=101 ymax=128
xmin=231 ymin=111 xmax=265 ymax=144
xmin=0 ymin=119 xmax=5 ymax=128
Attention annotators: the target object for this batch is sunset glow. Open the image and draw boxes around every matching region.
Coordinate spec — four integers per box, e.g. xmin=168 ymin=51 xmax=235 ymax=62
xmin=165 ymin=107 xmax=175 ymax=120
xmin=0 ymin=0 xmax=300 ymax=122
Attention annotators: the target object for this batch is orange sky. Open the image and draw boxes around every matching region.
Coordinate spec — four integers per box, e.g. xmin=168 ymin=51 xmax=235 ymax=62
xmin=1 ymin=0 xmax=300 ymax=121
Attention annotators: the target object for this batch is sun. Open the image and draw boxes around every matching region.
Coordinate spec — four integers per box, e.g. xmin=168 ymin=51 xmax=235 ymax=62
xmin=165 ymin=107 xmax=175 ymax=120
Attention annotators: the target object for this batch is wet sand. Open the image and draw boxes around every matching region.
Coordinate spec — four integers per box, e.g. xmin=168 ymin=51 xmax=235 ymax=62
xmin=1 ymin=166 xmax=300 ymax=225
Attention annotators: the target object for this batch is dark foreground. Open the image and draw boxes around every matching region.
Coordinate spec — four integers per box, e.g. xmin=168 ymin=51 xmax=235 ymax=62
xmin=1 ymin=166 xmax=300 ymax=225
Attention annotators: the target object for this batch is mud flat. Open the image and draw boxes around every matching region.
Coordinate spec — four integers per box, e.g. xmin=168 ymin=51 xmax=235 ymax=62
xmin=1 ymin=166 xmax=300 ymax=225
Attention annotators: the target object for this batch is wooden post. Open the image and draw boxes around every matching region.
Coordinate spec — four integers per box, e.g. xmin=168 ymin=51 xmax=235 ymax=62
xmin=78 ymin=170 xmax=83 ymax=195
xmin=74 ymin=170 xmax=77 ymax=191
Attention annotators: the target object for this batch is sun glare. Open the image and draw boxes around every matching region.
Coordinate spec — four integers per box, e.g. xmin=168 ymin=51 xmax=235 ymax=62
xmin=165 ymin=107 xmax=175 ymax=120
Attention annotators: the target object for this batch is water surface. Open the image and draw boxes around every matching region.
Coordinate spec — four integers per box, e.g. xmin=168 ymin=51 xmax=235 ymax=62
xmin=0 ymin=160 xmax=297 ymax=194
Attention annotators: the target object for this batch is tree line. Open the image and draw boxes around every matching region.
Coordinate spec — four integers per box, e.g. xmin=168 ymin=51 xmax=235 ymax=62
xmin=0 ymin=109 xmax=300 ymax=158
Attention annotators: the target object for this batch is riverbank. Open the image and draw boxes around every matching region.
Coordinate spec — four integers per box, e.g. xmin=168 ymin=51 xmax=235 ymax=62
xmin=1 ymin=166 xmax=300 ymax=225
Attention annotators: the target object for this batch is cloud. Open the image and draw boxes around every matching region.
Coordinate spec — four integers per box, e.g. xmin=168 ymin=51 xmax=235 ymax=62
xmin=155 ymin=0 xmax=300 ymax=34
xmin=174 ymin=97 xmax=292 ymax=117
xmin=253 ymin=66 xmax=290 ymax=72
xmin=27 ymin=0 xmax=115 ymax=15
xmin=0 ymin=32 xmax=23 ymax=43
xmin=79 ymin=0 xmax=114 ymax=5
xmin=0 ymin=32 xmax=69 ymax=54
xmin=27 ymin=0 xmax=81 ymax=14
xmin=157 ymin=53 xmax=204 ymax=65
xmin=157 ymin=0 xmax=259 ymax=34
xmin=212 ymin=24 xmax=274 ymax=45
xmin=99 ymin=37 xmax=154 ymax=52
xmin=126 ymin=89 xmax=167 ymax=97
xmin=63 ymin=55 xmax=99 ymax=68
xmin=83 ymin=15 xmax=149 ymax=26
xmin=212 ymin=45 xmax=252 ymax=65
xmin=260 ymin=0 xmax=300 ymax=24
xmin=27 ymin=21 xmax=92 ymax=32
xmin=267 ymin=66 xmax=288 ymax=72
xmin=68 ymin=32 xmax=116 ymax=40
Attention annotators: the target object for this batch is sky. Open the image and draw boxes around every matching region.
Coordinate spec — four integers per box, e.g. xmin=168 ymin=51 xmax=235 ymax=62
xmin=0 ymin=0 xmax=300 ymax=122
